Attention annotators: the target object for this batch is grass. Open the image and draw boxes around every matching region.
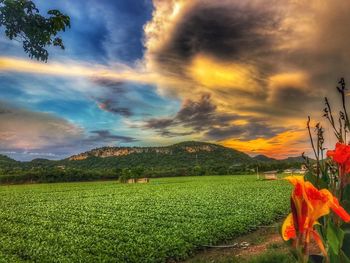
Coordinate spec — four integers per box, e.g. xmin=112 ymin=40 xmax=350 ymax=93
xmin=0 ymin=175 xmax=291 ymax=262
xmin=247 ymin=251 xmax=295 ymax=263
xmin=190 ymin=252 xmax=295 ymax=263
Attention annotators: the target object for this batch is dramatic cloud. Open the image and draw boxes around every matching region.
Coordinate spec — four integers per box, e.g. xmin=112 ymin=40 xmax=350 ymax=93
xmin=143 ymin=0 xmax=347 ymax=120
xmin=88 ymin=130 xmax=137 ymax=143
xmin=144 ymin=93 xmax=287 ymax=141
xmin=144 ymin=93 xmax=225 ymax=136
xmin=97 ymin=99 xmax=132 ymax=117
xmin=146 ymin=0 xmax=281 ymax=75
xmin=205 ymin=123 xmax=286 ymax=141
xmin=171 ymin=93 xmax=218 ymax=131
xmin=91 ymin=79 xmax=134 ymax=117
xmin=141 ymin=0 xmax=350 ymax=157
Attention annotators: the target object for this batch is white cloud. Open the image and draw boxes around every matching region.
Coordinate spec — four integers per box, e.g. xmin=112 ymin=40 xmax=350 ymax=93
xmin=0 ymin=102 xmax=83 ymax=151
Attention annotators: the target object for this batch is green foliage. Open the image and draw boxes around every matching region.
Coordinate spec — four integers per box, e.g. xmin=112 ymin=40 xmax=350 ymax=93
xmin=327 ymin=221 xmax=345 ymax=256
xmin=0 ymin=167 xmax=119 ymax=184
xmin=0 ymin=176 xmax=291 ymax=262
xmin=119 ymin=168 xmax=132 ymax=183
xmin=0 ymin=0 xmax=70 ymax=61
xmin=342 ymin=223 xmax=350 ymax=259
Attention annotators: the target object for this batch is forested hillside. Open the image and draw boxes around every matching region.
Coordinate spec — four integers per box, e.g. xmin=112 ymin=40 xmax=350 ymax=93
xmin=0 ymin=141 xmax=307 ymax=184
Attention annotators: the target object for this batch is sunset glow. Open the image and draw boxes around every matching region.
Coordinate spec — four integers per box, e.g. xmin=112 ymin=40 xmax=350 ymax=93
xmin=221 ymin=130 xmax=308 ymax=159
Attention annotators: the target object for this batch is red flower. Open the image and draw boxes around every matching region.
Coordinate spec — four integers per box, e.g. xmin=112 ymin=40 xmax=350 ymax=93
xmin=327 ymin=142 xmax=350 ymax=174
xmin=282 ymin=176 xmax=350 ymax=257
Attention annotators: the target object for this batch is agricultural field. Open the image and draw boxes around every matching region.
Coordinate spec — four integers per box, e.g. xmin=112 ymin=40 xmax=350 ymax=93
xmin=0 ymin=176 xmax=291 ymax=263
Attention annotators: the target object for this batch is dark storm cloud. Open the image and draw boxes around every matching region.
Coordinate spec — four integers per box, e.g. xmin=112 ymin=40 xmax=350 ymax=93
xmin=176 ymin=93 xmax=217 ymax=130
xmin=252 ymin=68 xmax=327 ymax=118
xmin=144 ymin=93 xmax=286 ymax=140
xmin=154 ymin=1 xmax=281 ymax=75
xmin=91 ymin=78 xmax=126 ymax=93
xmin=88 ymin=130 xmax=137 ymax=143
xmin=92 ymin=78 xmax=133 ymax=117
xmin=144 ymin=118 xmax=174 ymax=129
xmin=279 ymin=0 xmax=350 ymax=113
xmin=145 ymin=0 xmax=345 ymax=126
xmin=269 ymin=86 xmax=321 ymax=110
xmin=98 ymin=99 xmax=133 ymax=117
xmin=239 ymin=85 xmax=323 ymax=118
xmin=143 ymin=117 xmax=193 ymax=137
xmin=157 ymin=129 xmax=194 ymax=138
xmin=144 ymin=93 xmax=230 ymax=133
xmin=205 ymin=122 xmax=286 ymax=141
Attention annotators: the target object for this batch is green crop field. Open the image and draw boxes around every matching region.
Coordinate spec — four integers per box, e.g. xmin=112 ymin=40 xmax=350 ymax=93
xmin=0 ymin=176 xmax=291 ymax=263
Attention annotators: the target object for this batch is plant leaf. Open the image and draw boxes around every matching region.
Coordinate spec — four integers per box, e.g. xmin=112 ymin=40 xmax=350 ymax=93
xmin=327 ymin=221 xmax=345 ymax=256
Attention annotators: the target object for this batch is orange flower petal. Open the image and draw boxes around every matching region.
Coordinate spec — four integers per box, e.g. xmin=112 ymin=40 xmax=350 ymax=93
xmin=329 ymin=196 xmax=350 ymax=222
xmin=305 ymin=186 xmax=332 ymax=220
xmin=327 ymin=143 xmax=350 ymax=166
xmin=285 ymin=176 xmax=305 ymax=186
xmin=282 ymin=213 xmax=296 ymax=241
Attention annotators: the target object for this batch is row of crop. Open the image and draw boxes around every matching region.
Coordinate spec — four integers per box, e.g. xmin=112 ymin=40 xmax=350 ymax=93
xmin=0 ymin=176 xmax=290 ymax=262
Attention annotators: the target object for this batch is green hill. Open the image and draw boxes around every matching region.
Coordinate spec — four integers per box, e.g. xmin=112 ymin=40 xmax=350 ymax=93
xmin=0 ymin=141 xmax=307 ymax=184
xmin=59 ymin=141 xmax=253 ymax=171
xmin=252 ymin=154 xmax=277 ymax=162
xmin=281 ymin=156 xmax=305 ymax=163
xmin=0 ymin=154 xmax=16 ymax=163
xmin=0 ymin=154 xmax=19 ymax=167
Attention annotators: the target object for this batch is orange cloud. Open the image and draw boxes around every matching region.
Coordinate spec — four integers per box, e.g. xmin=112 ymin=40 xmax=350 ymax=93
xmin=188 ymin=54 xmax=259 ymax=92
xmin=269 ymin=72 xmax=308 ymax=89
xmin=220 ymin=130 xmax=309 ymax=159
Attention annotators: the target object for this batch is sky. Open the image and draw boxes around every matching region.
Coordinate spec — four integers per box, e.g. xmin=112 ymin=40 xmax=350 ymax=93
xmin=0 ymin=0 xmax=348 ymax=161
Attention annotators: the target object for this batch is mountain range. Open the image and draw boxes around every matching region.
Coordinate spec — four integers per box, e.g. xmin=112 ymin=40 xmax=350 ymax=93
xmin=0 ymin=141 xmax=305 ymax=170
xmin=0 ymin=141 xmax=308 ymax=184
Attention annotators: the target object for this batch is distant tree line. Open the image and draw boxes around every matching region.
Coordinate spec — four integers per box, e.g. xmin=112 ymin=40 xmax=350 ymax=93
xmin=0 ymin=168 xmax=118 ymax=184
xmin=0 ymin=160 xmax=306 ymax=185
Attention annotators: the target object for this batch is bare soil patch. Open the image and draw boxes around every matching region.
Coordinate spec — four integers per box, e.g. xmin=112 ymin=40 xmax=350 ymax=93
xmin=182 ymin=222 xmax=320 ymax=263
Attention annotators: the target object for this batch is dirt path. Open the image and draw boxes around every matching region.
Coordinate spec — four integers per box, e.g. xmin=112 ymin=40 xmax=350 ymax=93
xmin=182 ymin=221 xmax=320 ymax=263
xmin=182 ymin=223 xmax=285 ymax=262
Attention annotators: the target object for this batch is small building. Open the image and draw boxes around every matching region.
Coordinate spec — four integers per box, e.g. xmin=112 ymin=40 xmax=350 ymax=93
xmin=284 ymin=169 xmax=293 ymax=174
xmin=137 ymin=178 xmax=149 ymax=184
xmin=127 ymin=178 xmax=136 ymax=184
xmin=263 ymin=171 xmax=278 ymax=180
xmin=293 ymin=168 xmax=306 ymax=175
xmin=127 ymin=178 xmax=149 ymax=184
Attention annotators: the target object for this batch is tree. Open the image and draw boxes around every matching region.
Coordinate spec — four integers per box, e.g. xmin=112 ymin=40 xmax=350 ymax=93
xmin=131 ymin=166 xmax=144 ymax=179
xmin=119 ymin=168 xmax=132 ymax=183
xmin=0 ymin=0 xmax=70 ymax=62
